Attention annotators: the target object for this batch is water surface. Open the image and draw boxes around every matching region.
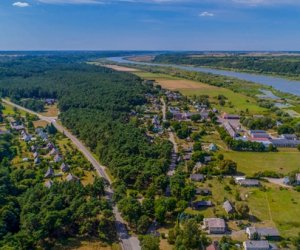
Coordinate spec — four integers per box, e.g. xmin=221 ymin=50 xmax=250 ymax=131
xmin=108 ymin=57 xmax=300 ymax=96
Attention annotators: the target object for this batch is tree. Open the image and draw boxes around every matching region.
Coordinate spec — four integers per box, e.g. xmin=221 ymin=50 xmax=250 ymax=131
xmin=140 ymin=235 xmax=160 ymax=250
xmin=297 ymin=144 xmax=300 ymax=152
xmin=219 ymin=160 xmax=237 ymax=175
xmin=191 ymin=114 xmax=201 ymax=122
xmin=236 ymin=203 xmax=250 ymax=219
xmin=137 ymin=215 xmax=151 ymax=234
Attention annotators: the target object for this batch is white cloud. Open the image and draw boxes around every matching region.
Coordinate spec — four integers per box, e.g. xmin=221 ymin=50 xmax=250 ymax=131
xmin=199 ymin=11 xmax=214 ymax=17
xmin=12 ymin=1 xmax=30 ymax=7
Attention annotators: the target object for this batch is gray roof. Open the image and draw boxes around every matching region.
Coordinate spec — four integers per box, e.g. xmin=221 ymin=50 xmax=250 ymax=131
xmin=60 ymin=163 xmax=70 ymax=172
xmin=193 ymin=200 xmax=212 ymax=208
xmin=204 ymin=218 xmax=226 ymax=229
xmin=243 ymin=240 xmax=270 ymax=249
xmin=45 ymin=180 xmax=53 ymax=188
xmin=44 ymin=167 xmax=54 ymax=178
xmin=190 ymin=174 xmax=205 ymax=182
xmin=239 ymin=179 xmax=260 ymax=186
xmin=248 ymin=227 xmax=280 ymax=238
xmin=223 ymin=200 xmax=234 ymax=213
xmin=66 ymin=173 xmax=79 ymax=182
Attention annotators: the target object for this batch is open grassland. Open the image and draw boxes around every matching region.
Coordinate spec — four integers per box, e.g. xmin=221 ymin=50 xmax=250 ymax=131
xmin=185 ymin=178 xmax=300 ymax=238
xmin=3 ymin=103 xmax=26 ymax=116
xmin=53 ymin=238 xmax=120 ymax=250
xmin=41 ymin=104 xmax=59 ymax=117
xmin=223 ymin=149 xmax=300 ymax=176
xmin=181 ymin=88 xmax=266 ymax=114
xmin=134 ymin=71 xmax=180 ymax=80
xmin=33 ymin=120 xmax=48 ymax=128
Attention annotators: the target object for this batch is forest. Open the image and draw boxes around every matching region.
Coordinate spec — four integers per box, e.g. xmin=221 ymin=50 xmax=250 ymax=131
xmin=0 ymin=55 xmax=174 ymax=248
xmin=154 ymin=54 xmax=300 ymax=78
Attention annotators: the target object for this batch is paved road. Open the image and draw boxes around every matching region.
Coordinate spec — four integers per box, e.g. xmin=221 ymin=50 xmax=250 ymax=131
xmin=2 ymin=99 xmax=141 ymax=250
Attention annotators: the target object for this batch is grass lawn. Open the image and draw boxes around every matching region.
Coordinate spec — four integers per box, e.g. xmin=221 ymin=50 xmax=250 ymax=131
xmin=2 ymin=103 xmax=26 ymax=116
xmin=222 ymin=149 xmax=300 ymax=176
xmin=248 ymin=185 xmax=300 ymax=238
xmin=181 ymin=88 xmax=267 ymax=115
xmin=134 ymin=71 xmax=180 ymax=80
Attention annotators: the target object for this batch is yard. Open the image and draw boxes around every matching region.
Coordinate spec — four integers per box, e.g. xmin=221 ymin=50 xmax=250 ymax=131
xmin=222 ymin=149 xmax=300 ymax=176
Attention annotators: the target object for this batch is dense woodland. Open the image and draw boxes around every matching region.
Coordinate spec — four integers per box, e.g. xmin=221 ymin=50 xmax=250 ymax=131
xmin=154 ymin=54 xmax=300 ymax=78
xmin=0 ymin=55 xmax=174 ymax=248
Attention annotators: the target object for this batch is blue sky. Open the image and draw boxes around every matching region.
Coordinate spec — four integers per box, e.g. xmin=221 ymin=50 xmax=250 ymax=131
xmin=1 ymin=0 xmax=300 ymax=50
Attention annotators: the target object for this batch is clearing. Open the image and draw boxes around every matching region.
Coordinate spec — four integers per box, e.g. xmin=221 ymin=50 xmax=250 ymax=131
xmin=104 ymin=64 xmax=139 ymax=72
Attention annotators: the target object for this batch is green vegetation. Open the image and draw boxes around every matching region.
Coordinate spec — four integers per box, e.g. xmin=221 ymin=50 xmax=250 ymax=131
xmin=154 ymin=53 xmax=300 ymax=80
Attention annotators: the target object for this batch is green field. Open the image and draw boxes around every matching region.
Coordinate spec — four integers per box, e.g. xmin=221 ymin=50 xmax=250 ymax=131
xmin=181 ymin=88 xmax=267 ymax=115
xmin=185 ymin=178 xmax=300 ymax=238
xmin=223 ymin=149 xmax=300 ymax=176
xmin=134 ymin=71 xmax=180 ymax=80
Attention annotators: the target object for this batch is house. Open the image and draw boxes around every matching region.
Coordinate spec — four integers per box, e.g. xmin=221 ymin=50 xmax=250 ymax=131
xmin=249 ymin=130 xmax=267 ymax=136
xmin=223 ymin=113 xmax=240 ymax=120
xmin=243 ymin=240 xmax=275 ymax=250
xmin=238 ymin=179 xmax=260 ymax=187
xmin=44 ymin=98 xmax=56 ymax=105
xmin=50 ymin=148 xmax=58 ymax=156
xmin=281 ymin=134 xmax=298 ymax=140
xmin=223 ymin=200 xmax=234 ymax=214
xmin=296 ymin=173 xmax=300 ymax=185
xmin=34 ymin=157 xmax=40 ymax=165
xmin=31 ymin=145 xmax=37 ymax=152
xmin=246 ymin=227 xmax=280 ymax=240
xmin=45 ymin=180 xmax=53 ymax=188
xmin=47 ymin=142 xmax=54 ymax=150
xmin=66 ymin=173 xmax=79 ymax=182
xmin=204 ymin=156 xmax=212 ymax=163
xmin=54 ymin=154 xmax=62 ymax=163
xmin=60 ymin=163 xmax=70 ymax=172
xmin=33 ymin=152 xmax=38 ymax=158
xmin=190 ymin=174 xmax=205 ymax=182
xmin=192 ymin=200 xmax=212 ymax=209
xmin=223 ymin=121 xmax=238 ymax=138
xmin=250 ymin=133 xmax=270 ymax=139
xmin=203 ymin=218 xmax=226 ymax=234
xmin=10 ymin=121 xmax=24 ymax=131
xmin=206 ymin=241 xmax=220 ymax=250
xmin=22 ymin=133 xmax=31 ymax=142
xmin=44 ymin=167 xmax=54 ymax=178
xmin=208 ymin=143 xmax=218 ymax=152
xmin=195 ymin=188 xmax=211 ymax=196
xmin=270 ymin=139 xmax=300 ymax=148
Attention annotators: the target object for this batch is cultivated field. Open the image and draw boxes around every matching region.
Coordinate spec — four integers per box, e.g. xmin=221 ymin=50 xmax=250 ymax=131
xmin=104 ymin=64 xmax=139 ymax=72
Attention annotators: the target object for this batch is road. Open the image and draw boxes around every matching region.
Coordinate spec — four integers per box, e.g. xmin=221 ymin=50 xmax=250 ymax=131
xmin=160 ymin=97 xmax=167 ymax=122
xmin=2 ymin=99 xmax=141 ymax=250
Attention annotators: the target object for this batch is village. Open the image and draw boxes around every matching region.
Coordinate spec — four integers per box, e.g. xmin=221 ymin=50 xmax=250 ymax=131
xmin=132 ymin=81 xmax=300 ymax=250
xmin=0 ymin=101 xmax=96 ymax=188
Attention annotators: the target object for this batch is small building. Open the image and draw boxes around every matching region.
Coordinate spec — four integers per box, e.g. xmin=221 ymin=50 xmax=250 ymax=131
xmin=33 ymin=152 xmax=38 ymax=159
xmin=54 ymin=154 xmax=62 ymax=163
xmin=281 ymin=134 xmax=298 ymax=140
xmin=195 ymin=188 xmax=211 ymax=196
xmin=47 ymin=142 xmax=54 ymax=150
xmin=243 ymin=240 xmax=273 ymax=250
xmin=66 ymin=173 xmax=80 ymax=182
xmin=270 ymin=139 xmax=300 ymax=148
xmin=31 ymin=145 xmax=37 ymax=152
xmin=192 ymin=200 xmax=213 ymax=209
xmin=34 ymin=157 xmax=40 ymax=165
xmin=238 ymin=179 xmax=260 ymax=187
xmin=246 ymin=227 xmax=280 ymax=240
xmin=223 ymin=113 xmax=240 ymax=120
xmin=223 ymin=200 xmax=234 ymax=214
xmin=50 ymin=148 xmax=58 ymax=156
xmin=22 ymin=134 xmax=31 ymax=142
xmin=44 ymin=167 xmax=54 ymax=178
xmin=60 ymin=162 xmax=70 ymax=172
xmin=283 ymin=176 xmax=290 ymax=185
xmin=296 ymin=173 xmax=300 ymax=185
xmin=45 ymin=180 xmax=53 ymax=188
xmin=208 ymin=143 xmax=218 ymax=152
xmin=203 ymin=218 xmax=226 ymax=234
xmin=190 ymin=174 xmax=205 ymax=182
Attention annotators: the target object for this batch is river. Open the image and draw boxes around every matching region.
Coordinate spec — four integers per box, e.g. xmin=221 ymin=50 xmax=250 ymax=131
xmin=108 ymin=57 xmax=300 ymax=96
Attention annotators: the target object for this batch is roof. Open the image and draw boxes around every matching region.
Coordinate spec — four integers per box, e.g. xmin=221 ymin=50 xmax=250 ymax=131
xmin=223 ymin=200 xmax=234 ymax=213
xmin=243 ymin=240 xmax=270 ymax=249
xmin=295 ymin=173 xmax=300 ymax=182
xmin=247 ymin=227 xmax=280 ymax=237
xmin=45 ymin=180 xmax=53 ymax=188
xmin=204 ymin=218 xmax=226 ymax=229
xmin=60 ymin=163 xmax=70 ymax=172
xmin=249 ymin=130 xmax=267 ymax=134
xmin=190 ymin=174 xmax=204 ymax=181
xmin=206 ymin=242 xmax=220 ymax=250
xmin=66 ymin=173 xmax=79 ymax=182
xmin=239 ymin=179 xmax=260 ymax=186
xmin=193 ymin=200 xmax=212 ymax=208
xmin=44 ymin=167 xmax=54 ymax=178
